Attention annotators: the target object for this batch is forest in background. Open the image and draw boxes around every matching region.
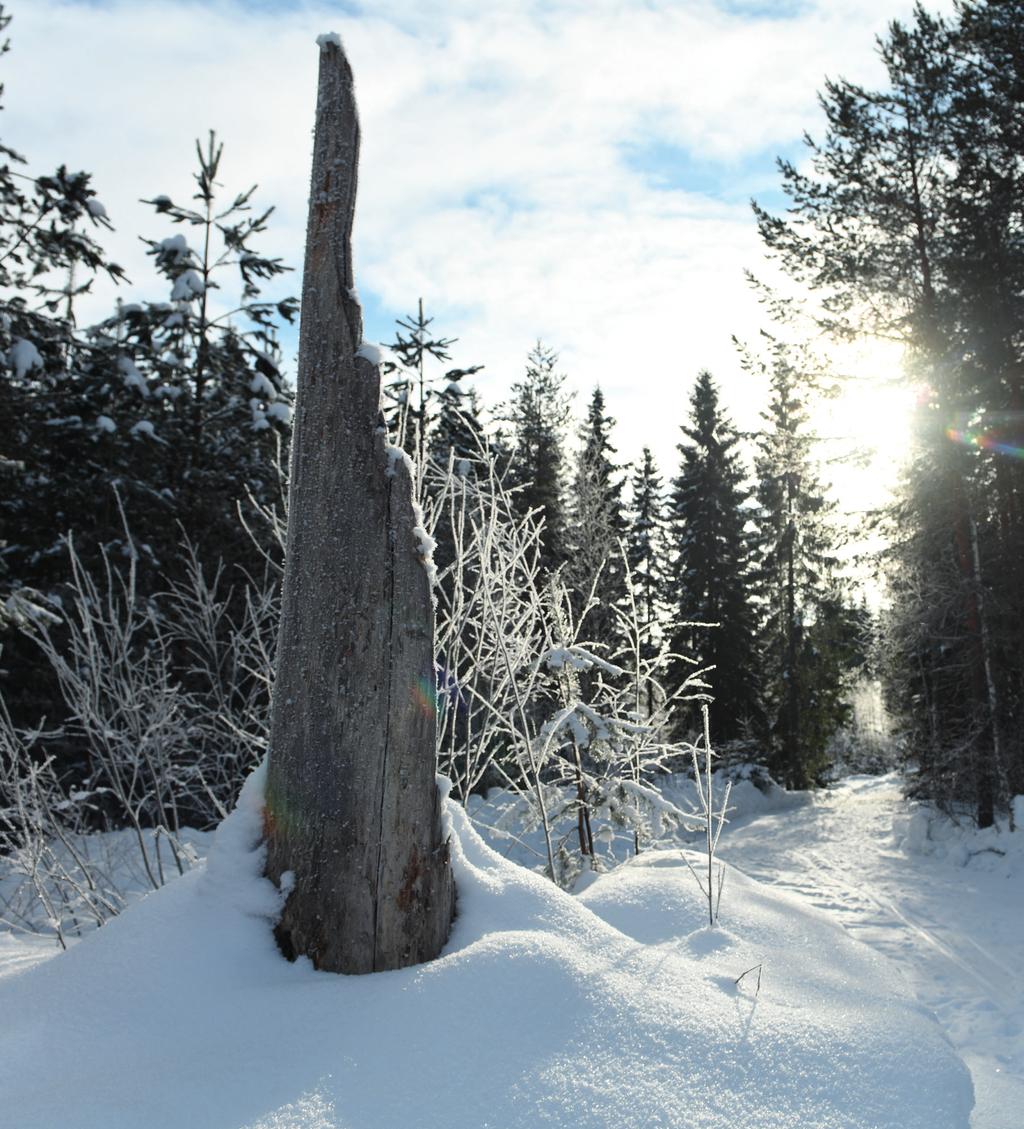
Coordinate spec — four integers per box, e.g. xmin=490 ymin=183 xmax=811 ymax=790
xmin=2 ymin=0 xmax=1023 ymax=933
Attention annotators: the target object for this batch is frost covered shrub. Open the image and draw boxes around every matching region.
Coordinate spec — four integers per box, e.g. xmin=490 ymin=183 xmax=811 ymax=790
xmin=0 ymin=697 xmax=210 ymax=946
xmin=0 ymin=522 xmax=278 ymax=939
xmin=421 ymin=442 xmax=709 ymax=887
xmin=0 ymin=110 xmax=295 ymax=757
xmin=1 ymin=406 xmax=714 ymax=928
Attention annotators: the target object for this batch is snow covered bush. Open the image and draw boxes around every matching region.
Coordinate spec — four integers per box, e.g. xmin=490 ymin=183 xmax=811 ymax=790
xmin=422 ymin=442 xmax=709 ymax=887
xmin=0 ymin=111 xmax=295 ymax=761
xmin=0 ymin=521 xmax=277 ymax=939
xmin=2 ymin=385 xmax=717 ymax=926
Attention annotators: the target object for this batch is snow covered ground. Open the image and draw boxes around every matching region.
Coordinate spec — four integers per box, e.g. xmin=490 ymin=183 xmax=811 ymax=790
xmin=720 ymin=773 xmax=1024 ymax=1129
xmin=0 ymin=768 xmax=1018 ymax=1127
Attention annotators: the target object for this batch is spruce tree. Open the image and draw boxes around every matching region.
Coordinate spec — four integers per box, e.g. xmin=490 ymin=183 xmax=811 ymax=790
xmin=626 ymin=447 xmax=670 ymax=718
xmin=0 ymin=4 xmax=131 ymax=735
xmin=566 ymin=386 xmax=628 ymax=655
xmin=429 ymin=370 xmax=485 ymax=469
xmin=0 ymin=90 xmax=297 ymax=772
xmin=0 ymin=3 xmax=127 ymax=607
xmin=749 ymin=343 xmax=858 ymax=787
xmin=102 ymin=132 xmax=296 ymax=577
xmin=504 ymin=342 xmax=570 ymax=573
xmin=627 ymin=447 xmax=668 ymax=652
xmin=2 ymin=131 xmax=296 ymax=599
xmin=381 ymin=299 xmax=483 ymax=471
xmin=383 ymin=299 xmax=454 ymax=463
xmin=668 ymin=370 xmax=761 ymax=744
xmin=427 ymin=365 xmax=486 ymax=586
xmin=754 ymin=0 xmax=1024 ymax=819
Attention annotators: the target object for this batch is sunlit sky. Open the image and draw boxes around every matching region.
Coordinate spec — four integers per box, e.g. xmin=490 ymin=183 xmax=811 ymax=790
xmin=8 ymin=0 xmax=949 ymax=535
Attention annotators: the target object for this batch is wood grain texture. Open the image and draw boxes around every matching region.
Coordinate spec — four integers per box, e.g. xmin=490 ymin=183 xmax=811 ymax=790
xmin=263 ymin=39 xmax=454 ymax=974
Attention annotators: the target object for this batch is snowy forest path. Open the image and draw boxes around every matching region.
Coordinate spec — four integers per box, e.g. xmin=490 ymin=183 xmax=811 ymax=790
xmin=721 ymin=773 xmax=1024 ymax=1129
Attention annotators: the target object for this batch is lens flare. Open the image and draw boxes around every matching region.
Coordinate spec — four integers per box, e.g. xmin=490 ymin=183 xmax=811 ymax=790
xmin=946 ymin=411 xmax=1024 ymax=460
xmin=413 ymin=674 xmax=440 ymax=720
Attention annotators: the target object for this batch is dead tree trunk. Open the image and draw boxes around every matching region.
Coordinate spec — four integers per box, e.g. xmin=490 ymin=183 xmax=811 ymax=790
xmin=263 ymin=36 xmax=454 ymax=974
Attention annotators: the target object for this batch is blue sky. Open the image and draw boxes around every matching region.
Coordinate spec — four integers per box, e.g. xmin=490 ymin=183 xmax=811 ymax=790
xmin=5 ymin=0 xmax=947 ymax=518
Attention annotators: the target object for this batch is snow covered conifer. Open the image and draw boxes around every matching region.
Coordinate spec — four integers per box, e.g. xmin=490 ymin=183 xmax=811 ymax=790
xmin=0 ymin=4 xmax=128 ymax=724
xmin=382 ymin=299 xmax=483 ymax=470
xmin=566 ymin=386 xmax=629 ymax=658
xmin=627 ymin=448 xmax=668 ymax=633
xmin=0 ymin=4 xmax=126 ymax=594
xmin=668 ymin=370 xmax=761 ymax=743
xmin=749 ymin=342 xmax=859 ymax=786
xmin=95 ymin=132 xmax=296 ymax=574
xmin=504 ymin=342 xmax=571 ymax=573
xmin=429 ymin=368 xmax=485 ymax=469
xmin=2 ymin=125 xmax=296 ymax=608
xmin=626 ymin=447 xmax=670 ymax=697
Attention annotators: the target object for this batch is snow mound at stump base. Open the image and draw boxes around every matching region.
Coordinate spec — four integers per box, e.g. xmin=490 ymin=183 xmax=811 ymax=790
xmin=0 ymin=766 xmax=972 ymax=1129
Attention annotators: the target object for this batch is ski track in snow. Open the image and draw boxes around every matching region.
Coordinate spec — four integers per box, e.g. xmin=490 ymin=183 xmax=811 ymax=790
xmin=722 ymin=774 xmax=1024 ymax=1129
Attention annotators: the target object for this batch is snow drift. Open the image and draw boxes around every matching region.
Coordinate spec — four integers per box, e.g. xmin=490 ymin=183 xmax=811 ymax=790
xmin=0 ymin=764 xmax=972 ymax=1129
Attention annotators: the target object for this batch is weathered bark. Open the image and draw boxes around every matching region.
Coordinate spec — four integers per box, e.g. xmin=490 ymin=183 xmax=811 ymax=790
xmin=264 ymin=37 xmax=454 ymax=973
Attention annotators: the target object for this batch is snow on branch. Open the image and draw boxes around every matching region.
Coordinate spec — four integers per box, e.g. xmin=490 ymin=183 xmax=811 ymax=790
xmin=541 ymin=644 xmax=625 ymax=679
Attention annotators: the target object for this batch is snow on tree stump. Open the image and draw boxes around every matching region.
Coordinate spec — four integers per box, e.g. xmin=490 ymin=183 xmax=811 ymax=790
xmin=263 ymin=35 xmax=454 ymax=974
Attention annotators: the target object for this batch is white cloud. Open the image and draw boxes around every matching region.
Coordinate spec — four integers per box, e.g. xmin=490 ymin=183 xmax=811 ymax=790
xmin=3 ymin=0 xmax=948 ymax=508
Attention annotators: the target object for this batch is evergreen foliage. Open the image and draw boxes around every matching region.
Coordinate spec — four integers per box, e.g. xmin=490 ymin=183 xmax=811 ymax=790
xmin=566 ymin=386 xmax=628 ymax=657
xmin=0 ymin=6 xmax=126 ymax=601
xmin=98 ymin=132 xmax=295 ymax=576
xmin=626 ymin=448 xmax=669 ymax=655
xmin=382 ymin=298 xmax=483 ymax=469
xmin=755 ymin=0 xmax=1024 ymax=819
xmin=2 ymin=130 xmax=295 ymax=600
xmin=429 ymin=373 xmax=485 ymax=470
xmin=0 ymin=3 xmax=133 ymax=731
xmin=668 ymin=371 xmax=761 ymax=743
xmin=0 ymin=10 xmax=295 ymax=762
xmin=383 ymin=299 xmax=455 ymax=461
xmin=748 ymin=343 xmax=858 ymax=788
xmin=624 ymin=447 xmax=679 ymax=728
xmin=503 ymin=343 xmax=570 ymax=573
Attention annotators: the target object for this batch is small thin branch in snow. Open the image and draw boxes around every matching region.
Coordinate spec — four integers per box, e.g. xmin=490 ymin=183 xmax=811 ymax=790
xmin=734 ymin=963 xmax=764 ymax=996
xmin=466 ymin=816 xmax=548 ymax=861
xmin=686 ymin=703 xmax=732 ymax=927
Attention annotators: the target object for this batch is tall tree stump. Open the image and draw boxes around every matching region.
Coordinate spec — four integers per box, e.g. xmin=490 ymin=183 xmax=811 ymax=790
xmin=264 ymin=35 xmax=454 ymax=974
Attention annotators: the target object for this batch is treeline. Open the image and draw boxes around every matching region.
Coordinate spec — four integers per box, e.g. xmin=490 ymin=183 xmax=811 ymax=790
xmin=22 ymin=0 xmax=1024 ymax=834
xmin=0 ymin=0 xmax=873 ymax=813
xmin=0 ymin=2 xmax=293 ymax=793
xmin=380 ymin=324 xmax=866 ymax=790
xmin=756 ymin=0 xmax=1024 ymax=825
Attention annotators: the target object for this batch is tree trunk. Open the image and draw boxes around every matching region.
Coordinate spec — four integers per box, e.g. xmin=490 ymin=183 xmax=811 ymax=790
xmin=263 ymin=37 xmax=454 ymax=974
xmin=945 ymin=452 xmax=998 ymax=828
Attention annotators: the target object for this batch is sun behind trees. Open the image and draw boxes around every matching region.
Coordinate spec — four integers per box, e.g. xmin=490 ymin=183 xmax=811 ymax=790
xmin=754 ymin=0 xmax=1024 ymax=824
xmin=0 ymin=0 xmax=910 ymax=955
